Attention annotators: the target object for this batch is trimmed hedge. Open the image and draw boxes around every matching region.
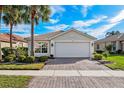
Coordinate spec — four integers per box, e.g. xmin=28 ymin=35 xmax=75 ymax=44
xmin=25 ymin=56 xmax=35 ymax=63
xmin=39 ymin=56 xmax=48 ymax=62
xmin=94 ymin=54 xmax=103 ymax=60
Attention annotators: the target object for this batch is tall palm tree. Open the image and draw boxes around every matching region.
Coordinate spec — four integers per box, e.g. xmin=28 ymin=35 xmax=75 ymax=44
xmin=23 ymin=5 xmax=51 ymax=56
xmin=2 ymin=6 xmax=23 ymax=53
xmin=0 ymin=5 xmax=2 ymax=62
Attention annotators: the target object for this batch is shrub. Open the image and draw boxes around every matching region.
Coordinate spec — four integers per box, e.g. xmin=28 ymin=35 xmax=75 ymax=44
xmin=25 ymin=56 xmax=35 ymax=63
xmin=18 ymin=55 xmax=26 ymax=62
xmin=94 ymin=54 xmax=103 ymax=60
xmin=96 ymin=50 xmax=104 ymax=54
xmin=9 ymin=54 xmax=16 ymax=60
xmin=39 ymin=56 xmax=48 ymax=62
xmin=116 ymin=49 xmax=122 ymax=54
xmin=2 ymin=47 xmax=16 ymax=56
xmin=16 ymin=47 xmax=28 ymax=56
xmin=102 ymin=51 xmax=110 ymax=58
xmin=4 ymin=56 xmax=14 ymax=62
xmin=105 ymin=45 xmax=112 ymax=53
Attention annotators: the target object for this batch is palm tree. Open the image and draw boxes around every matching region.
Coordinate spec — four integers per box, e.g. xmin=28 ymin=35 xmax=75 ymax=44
xmin=2 ymin=6 xmax=23 ymax=53
xmin=0 ymin=5 xmax=2 ymax=62
xmin=106 ymin=31 xmax=120 ymax=37
xmin=23 ymin=5 xmax=51 ymax=56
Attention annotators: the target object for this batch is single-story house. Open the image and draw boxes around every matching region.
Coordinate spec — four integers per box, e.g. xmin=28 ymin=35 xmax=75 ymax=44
xmin=0 ymin=33 xmax=28 ymax=48
xmin=27 ymin=29 xmax=96 ymax=58
xmin=95 ymin=33 xmax=124 ymax=52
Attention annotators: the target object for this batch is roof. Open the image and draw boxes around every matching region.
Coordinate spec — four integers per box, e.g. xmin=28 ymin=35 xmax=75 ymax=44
xmin=26 ymin=29 xmax=96 ymax=41
xmin=95 ymin=33 xmax=124 ymax=43
xmin=0 ymin=34 xmax=27 ymax=43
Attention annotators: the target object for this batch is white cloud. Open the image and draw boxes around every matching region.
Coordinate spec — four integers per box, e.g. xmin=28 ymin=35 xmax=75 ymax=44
xmin=72 ymin=15 xmax=107 ymax=28
xmin=49 ymin=18 xmax=59 ymax=24
xmin=89 ymin=22 xmax=119 ymax=37
xmin=50 ymin=6 xmax=65 ymax=17
xmin=45 ymin=24 xmax=69 ymax=31
xmin=109 ymin=10 xmax=124 ymax=23
xmin=81 ymin=5 xmax=93 ymax=17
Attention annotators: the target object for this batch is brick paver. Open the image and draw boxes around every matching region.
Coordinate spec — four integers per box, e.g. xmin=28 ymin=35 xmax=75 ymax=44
xmin=43 ymin=58 xmax=110 ymax=70
xmin=28 ymin=76 xmax=124 ymax=88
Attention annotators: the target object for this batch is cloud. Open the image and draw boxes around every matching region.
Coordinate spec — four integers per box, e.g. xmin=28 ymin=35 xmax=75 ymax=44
xmin=81 ymin=5 xmax=93 ymax=17
xmin=45 ymin=24 xmax=69 ymax=31
xmin=0 ymin=24 xmax=31 ymax=37
xmin=49 ymin=18 xmax=59 ymax=24
xmin=109 ymin=10 xmax=124 ymax=23
xmin=89 ymin=22 xmax=119 ymax=38
xmin=72 ymin=15 xmax=107 ymax=28
xmin=50 ymin=6 xmax=65 ymax=17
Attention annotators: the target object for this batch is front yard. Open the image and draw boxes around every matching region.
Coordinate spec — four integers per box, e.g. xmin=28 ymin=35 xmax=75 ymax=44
xmin=105 ymin=55 xmax=124 ymax=70
xmin=0 ymin=75 xmax=32 ymax=88
xmin=0 ymin=63 xmax=45 ymax=70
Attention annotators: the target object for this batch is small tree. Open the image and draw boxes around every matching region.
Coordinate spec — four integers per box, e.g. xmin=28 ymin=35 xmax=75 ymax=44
xmin=105 ymin=45 xmax=112 ymax=53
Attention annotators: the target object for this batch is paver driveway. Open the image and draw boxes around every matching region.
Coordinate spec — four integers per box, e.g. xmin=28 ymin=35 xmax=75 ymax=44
xmin=43 ymin=58 xmax=110 ymax=70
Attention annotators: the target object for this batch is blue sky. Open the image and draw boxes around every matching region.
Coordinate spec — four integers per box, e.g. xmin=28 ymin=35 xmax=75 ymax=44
xmin=1 ymin=5 xmax=124 ymax=39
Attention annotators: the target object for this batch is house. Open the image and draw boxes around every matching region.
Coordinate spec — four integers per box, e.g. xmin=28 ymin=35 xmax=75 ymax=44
xmin=95 ymin=33 xmax=124 ymax=52
xmin=27 ymin=29 xmax=96 ymax=58
xmin=0 ymin=33 xmax=28 ymax=48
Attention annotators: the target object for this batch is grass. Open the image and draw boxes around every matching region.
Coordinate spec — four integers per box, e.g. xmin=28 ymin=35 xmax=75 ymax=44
xmin=104 ymin=55 xmax=124 ymax=70
xmin=0 ymin=75 xmax=32 ymax=88
xmin=0 ymin=63 xmax=45 ymax=70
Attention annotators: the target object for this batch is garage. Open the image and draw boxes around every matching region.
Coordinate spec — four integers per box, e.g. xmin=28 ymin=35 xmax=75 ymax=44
xmin=55 ymin=42 xmax=90 ymax=57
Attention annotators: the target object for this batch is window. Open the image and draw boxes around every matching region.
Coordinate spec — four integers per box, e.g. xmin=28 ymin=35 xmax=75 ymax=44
xmin=41 ymin=43 xmax=48 ymax=53
xmin=35 ymin=42 xmax=48 ymax=53
xmin=97 ymin=44 xmax=100 ymax=49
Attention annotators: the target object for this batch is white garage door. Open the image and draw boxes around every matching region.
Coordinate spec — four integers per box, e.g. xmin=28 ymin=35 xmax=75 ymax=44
xmin=55 ymin=42 xmax=90 ymax=57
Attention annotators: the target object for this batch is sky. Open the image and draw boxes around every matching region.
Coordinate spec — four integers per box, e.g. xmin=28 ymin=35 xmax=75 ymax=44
xmin=1 ymin=5 xmax=124 ymax=39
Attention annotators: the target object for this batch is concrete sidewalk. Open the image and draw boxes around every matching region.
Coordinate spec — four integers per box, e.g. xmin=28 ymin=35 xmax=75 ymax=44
xmin=0 ymin=70 xmax=124 ymax=77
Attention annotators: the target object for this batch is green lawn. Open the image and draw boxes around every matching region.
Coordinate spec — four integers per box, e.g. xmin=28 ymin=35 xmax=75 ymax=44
xmin=0 ymin=63 xmax=45 ymax=70
xmin=105 ymin=55 xmax=124 ymax=70
xmin=0 ymin=75 xmax=32 ymax=88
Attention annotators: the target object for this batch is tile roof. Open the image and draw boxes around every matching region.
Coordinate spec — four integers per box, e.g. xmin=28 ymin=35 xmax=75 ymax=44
xmin=0 ymin=34 xmax=27 ymax=42
xmin=26 ymin=30 xmax=64 ymax=41
xmin=26 ymin=29 xmax=96 ymax=41
xmin=95 ymin=33 xmax=124 ymax=43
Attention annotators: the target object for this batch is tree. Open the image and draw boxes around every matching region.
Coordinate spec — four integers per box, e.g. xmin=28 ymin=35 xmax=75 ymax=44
xmin=23 ymin=6 xmax=51 ymax=56
xmin=106 ymin=31 xmax=120 ymax=37
xmin=105 ymin=44 xmax=112 ymax=53
xmin=0 ymin=5 xmax=3 ymax=62
xmin=2 ymin=6 xmax=23 ymax=53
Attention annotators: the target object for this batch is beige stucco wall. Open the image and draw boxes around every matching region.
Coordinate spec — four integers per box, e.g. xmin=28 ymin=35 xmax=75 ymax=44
xmin=94 ymin=42 xmax=112 ymax=51
xmin=0 ymin=41 xmax=28 ymax=48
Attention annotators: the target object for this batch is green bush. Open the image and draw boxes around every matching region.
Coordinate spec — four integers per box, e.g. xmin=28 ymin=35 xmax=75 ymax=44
xmin=94 ymin=54 xmax=103 ymax=60
xmin=2 ymin=47 xmax=16 ymax=56
xmin=9 ymin=54 xmax=16 ymax=60
xmin=16 ymin=47 xmax=28 ymax=56
xmin=4 ymin=56 xmax=14 ymax=62
xmin=102 ymin=51 xmax=109 ymax=58
xmin=39 ymin=56 xmax=48 ymax=62
xmin=96 ymin=50 xmax=104 ymax=54
xmin=25 ymin=56 xmax=35 ymax=63
xmin=18 ymin=55 xmax=26 ymax=62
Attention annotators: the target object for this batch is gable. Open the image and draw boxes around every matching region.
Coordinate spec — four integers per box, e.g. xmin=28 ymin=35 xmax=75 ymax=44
xmin=52 ymin=31 xmax=93 ymax=41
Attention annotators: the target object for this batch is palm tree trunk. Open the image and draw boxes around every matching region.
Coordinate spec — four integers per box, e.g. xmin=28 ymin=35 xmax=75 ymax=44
xmin=0 ymin=6 xmax=2 ymax=62
xmin=10 ymin=23 xmax=13 ymax=54
xmin=30 ymin=13 xmax=34 ymax=56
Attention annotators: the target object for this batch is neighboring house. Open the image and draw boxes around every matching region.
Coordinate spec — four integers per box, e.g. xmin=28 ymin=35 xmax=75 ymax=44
xmin=95 ymin=33 xmax=124 ymax=52
xmin=27 ymin=29 xmax=96 ymax=58
xmin=0 ymin=33 xmax=28 ymax=48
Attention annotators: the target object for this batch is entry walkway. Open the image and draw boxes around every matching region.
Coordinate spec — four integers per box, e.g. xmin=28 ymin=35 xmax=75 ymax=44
xmin=0 ymin=70 xmax=124 ymax=77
